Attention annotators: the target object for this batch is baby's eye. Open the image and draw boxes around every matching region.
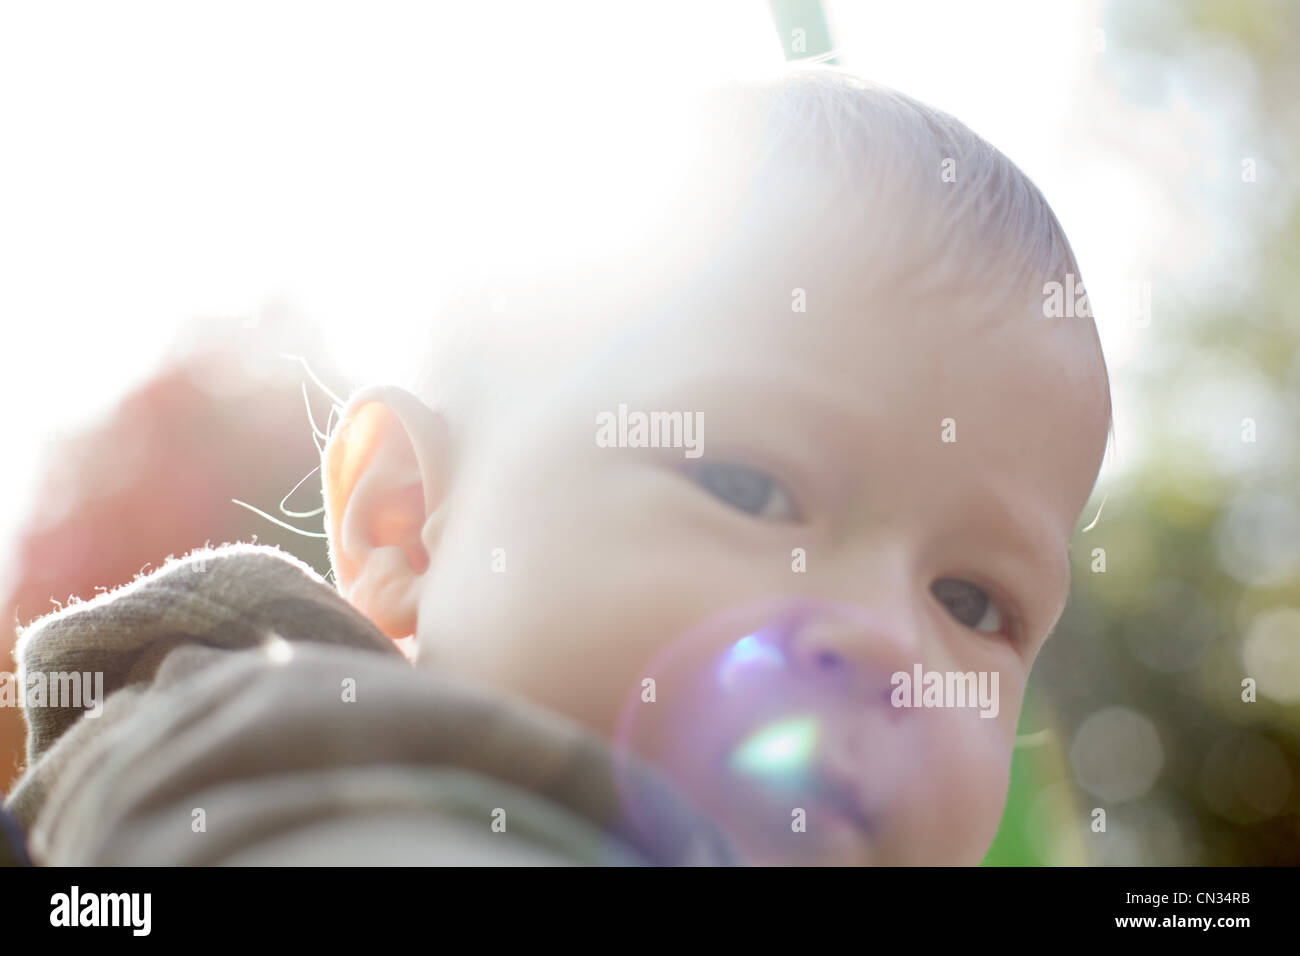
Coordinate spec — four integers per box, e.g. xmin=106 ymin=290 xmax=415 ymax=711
xmin=685 ymin=461 xmax=800 ymax=521
xmin=931 ymin=578 xmax=1004 ymax=634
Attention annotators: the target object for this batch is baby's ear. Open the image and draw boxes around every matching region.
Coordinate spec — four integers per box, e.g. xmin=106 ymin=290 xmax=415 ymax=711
xmin=321 ymin=385 xmax=450 ymax=640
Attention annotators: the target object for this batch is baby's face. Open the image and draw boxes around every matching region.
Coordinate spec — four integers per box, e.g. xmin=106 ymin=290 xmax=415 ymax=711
xmin=412 ymin=278 xmax=1110 ymax=865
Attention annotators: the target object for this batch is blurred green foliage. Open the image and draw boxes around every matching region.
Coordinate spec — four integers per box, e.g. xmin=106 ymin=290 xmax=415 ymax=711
xmin=994 ymin=0 xmax=1300 ymax=865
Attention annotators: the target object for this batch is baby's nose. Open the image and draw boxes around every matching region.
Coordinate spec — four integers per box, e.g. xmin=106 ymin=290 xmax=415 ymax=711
xmin=783 ymin=601 xmax=921 ymax=701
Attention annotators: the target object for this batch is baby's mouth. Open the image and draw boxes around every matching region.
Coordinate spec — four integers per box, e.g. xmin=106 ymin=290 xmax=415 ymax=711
xmin=810 ymin=773 xmax=878 ymax=835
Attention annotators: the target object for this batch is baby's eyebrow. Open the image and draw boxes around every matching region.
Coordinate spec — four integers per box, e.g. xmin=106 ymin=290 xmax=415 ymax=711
xmin=980 ymin=488 xmax=1074 ymax=616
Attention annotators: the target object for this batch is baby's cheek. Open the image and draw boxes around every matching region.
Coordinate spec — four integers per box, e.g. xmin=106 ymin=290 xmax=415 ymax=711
xmin=913 ymin=709 xmax=1017 ymax=863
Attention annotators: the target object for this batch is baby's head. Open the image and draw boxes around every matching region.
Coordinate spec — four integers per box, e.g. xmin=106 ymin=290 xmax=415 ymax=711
xmin=321 ymin=69 xmax=1111 ymax=865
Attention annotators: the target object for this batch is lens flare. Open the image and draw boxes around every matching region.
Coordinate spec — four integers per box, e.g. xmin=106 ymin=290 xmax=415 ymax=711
xmin=716 ymin=629 xmax=785 ymax=692
xmin=727 ymin=713 xmax=820 ymax=778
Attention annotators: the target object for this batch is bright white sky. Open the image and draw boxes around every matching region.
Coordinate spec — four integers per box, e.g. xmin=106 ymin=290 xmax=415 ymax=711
xmin=0 ymin=0 xmax=1253 ymax=565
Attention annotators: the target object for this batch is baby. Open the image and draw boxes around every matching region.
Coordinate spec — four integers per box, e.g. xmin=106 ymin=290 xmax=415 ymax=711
xmin=321 ymin=68 xmax=1112 ymax=866
xmin=6 ymin=68 xmax=1110 ymax=867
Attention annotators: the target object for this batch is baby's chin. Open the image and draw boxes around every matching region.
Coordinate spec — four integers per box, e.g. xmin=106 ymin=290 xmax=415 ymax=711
xmin=671 ymin=769 xmax=991 ymax=866
xmin=706 ymin=784 xmax=998 ymax=866
xmin=673 ymin=764 xmax=994 ymax=866
xmin=731 ymin=815 xmax=877 ymax=867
